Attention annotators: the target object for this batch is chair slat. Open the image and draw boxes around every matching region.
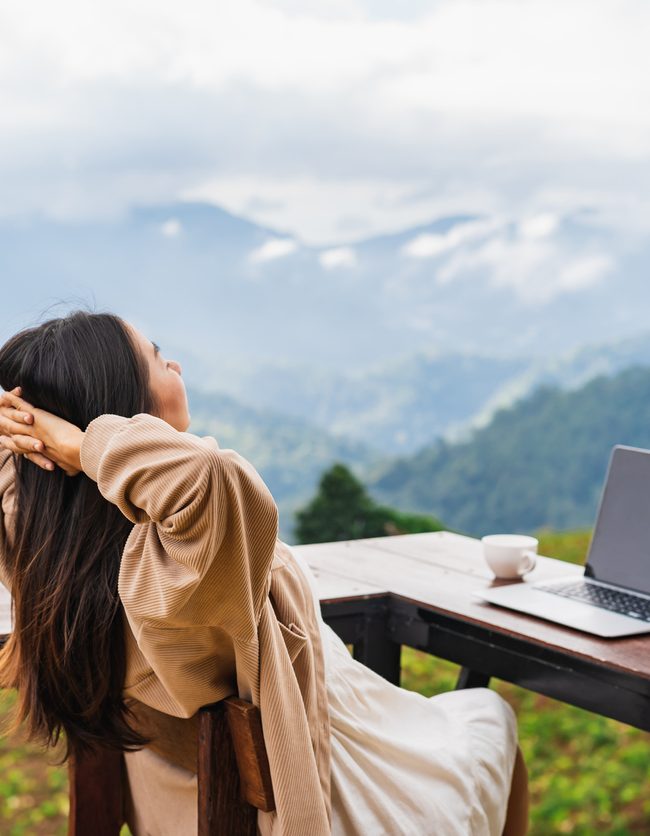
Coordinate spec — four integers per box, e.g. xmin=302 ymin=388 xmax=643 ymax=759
xmin=224 ymin=697 xmax=275 ymax=812
xmin=68 ymin=747 xmax=124 ymax=836
xmin=198 ymin=701 xmax=258 ymax=836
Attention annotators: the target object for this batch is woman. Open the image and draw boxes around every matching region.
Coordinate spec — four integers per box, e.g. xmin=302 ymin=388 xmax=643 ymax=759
xmin=0 ymin=311 xmax=528 ymax=835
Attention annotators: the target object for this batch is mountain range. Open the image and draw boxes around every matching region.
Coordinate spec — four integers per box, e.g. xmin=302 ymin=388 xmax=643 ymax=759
xmin=208 ymin=332 xmax=650 ymax=455
xmin=368 ymin=366 xmax=650 ymax=539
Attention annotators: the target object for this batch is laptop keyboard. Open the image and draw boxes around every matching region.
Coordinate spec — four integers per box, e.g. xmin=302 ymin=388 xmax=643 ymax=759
xmin=534 ymin=580 xmax=650 ymax=622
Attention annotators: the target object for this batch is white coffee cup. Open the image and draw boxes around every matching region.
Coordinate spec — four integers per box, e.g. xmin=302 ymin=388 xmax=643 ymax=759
xmin=481 ymin=534 xmax=538 ymax=579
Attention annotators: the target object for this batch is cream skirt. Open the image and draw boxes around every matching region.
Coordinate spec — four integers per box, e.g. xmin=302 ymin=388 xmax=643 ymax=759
xmin=124 ymin=549 xmax=518 ymax=836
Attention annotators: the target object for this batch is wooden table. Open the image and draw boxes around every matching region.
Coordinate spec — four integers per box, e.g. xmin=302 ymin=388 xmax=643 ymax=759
xmin=3 ymin=531 xmax=650 ymax=730
xmin=293 ymin=531 xmax=650 ymax=731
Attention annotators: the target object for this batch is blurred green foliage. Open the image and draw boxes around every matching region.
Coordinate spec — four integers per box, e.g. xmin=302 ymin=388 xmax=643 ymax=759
xmin=1 ymin=528 xmax=649 ymax=833
xmin=294 ymin=462 xmax=444 ymax=544
xmin=0 ymin=690 xmax=68 ymax=835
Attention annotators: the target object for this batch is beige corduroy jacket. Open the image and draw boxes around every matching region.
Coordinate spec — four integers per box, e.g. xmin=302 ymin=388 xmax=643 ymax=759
xmin=0 ymin=414 xmax=332 ymax=836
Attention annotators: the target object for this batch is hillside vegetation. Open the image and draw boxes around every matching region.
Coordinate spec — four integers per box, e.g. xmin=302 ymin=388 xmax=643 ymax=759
xmin=370 ymin=366 xmax=650 ymax=537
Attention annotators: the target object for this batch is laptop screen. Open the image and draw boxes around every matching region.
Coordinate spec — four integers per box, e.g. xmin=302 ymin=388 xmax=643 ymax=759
xmin=586 ymin=445 xmax=650 ymax=595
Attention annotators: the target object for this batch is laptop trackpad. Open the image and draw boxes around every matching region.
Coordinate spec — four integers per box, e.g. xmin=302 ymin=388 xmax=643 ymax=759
xmin=475 ymin=584 xmax=650 ymax=638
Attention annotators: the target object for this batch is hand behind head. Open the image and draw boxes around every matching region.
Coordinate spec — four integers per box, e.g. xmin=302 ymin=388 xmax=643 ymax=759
xmin=0 ymin=388 xmax=83 ymax=476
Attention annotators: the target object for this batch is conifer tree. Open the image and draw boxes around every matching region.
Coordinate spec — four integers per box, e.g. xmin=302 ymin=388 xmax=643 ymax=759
xmin=294 ymin=463 xmax=444 ymax=544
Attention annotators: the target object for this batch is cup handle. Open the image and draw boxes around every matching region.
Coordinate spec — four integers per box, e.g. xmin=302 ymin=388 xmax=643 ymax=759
xmin=519 ymin=550 xmax=537 ymax=575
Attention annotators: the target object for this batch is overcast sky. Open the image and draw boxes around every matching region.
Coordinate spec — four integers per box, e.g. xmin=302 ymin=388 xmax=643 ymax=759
xmin=1 ymin=0 xmax=649 ymax=246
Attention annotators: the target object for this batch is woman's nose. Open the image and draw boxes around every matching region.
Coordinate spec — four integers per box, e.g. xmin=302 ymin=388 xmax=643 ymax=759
xmin=169 ymin=360 xmax=182 ymax=376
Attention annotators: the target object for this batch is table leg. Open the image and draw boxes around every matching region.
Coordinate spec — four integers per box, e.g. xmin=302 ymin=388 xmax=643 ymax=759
xmin=353 ymin=612 xmax=402 ymax=686
xmin=456 ymin=667 xmax=491 ymax=690
xmin=322 ymin=597 xmax=402 ymax=686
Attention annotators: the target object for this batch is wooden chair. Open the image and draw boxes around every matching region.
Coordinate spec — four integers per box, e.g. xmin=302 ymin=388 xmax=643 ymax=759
xmin=67 ymin=697 xmax=275 ymax=836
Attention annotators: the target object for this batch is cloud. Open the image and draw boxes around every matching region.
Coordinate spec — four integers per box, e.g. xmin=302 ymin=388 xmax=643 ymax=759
xmin=318 ymin=247 xmax=357 ymax=269
xmin=557 ymin=255 xmax=614 ymax=291
xmin=518 ymin=213 xmax=559 ymax=241
xmin=436 ymin=219 xmax=615 ymax=304
xmin=400 ymin=219 xmax=497 ymax=259
xmin=186 ymin=174 xmax=423 ymax=245
xmin=243 ymin=195 xmax=285 ymax=214
xmin=0 ymin=0 xmax=649 ymax=251
xmin=249 ymin=237 xmax=298 ymax=262
xmin=160 ymin=218 xmax=182 ymax=238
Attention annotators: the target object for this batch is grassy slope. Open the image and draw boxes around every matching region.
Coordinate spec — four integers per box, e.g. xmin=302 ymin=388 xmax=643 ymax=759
xmin=2 ymin=530 xmax=650 ymax=834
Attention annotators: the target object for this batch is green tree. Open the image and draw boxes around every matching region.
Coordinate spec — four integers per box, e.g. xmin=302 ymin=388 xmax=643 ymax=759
xmin=294 ymin=463 xmax=444 ymax=544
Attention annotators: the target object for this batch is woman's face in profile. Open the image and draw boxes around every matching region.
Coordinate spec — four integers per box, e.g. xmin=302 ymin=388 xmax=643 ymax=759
xmin=127 ymin=323 xmax=191 ymax=432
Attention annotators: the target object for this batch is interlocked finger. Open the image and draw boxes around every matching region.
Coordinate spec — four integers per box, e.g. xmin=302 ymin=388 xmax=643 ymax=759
xmin=0 ymin=389 xmax=32 ymax=409
xmin=23 ymin=452 xmax=55 ymax=471
xmin=0 ymin=409 xmax=35 ymax=439
xmin=0 ymin=436 xmax=55 ymax=471
xmin=10 ymin=433 xmax=43 ymax=455
xmin=0 ymin=388 xmax=35 ymax=433
xmin=0 ymin=404 xmax=33 ymax=425
xmin=0 ymin=435 xmax=22 ymax=455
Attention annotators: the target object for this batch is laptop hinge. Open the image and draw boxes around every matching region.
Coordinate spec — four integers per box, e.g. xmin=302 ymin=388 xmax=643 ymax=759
xmin=584 ymin=564 xmax=595 ymax=579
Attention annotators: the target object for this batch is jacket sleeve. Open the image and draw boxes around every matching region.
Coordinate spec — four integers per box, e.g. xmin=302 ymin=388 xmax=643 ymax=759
xmin=80 ymin=413 xmax=279 ymax=642
xmin=0 ymin=450 xmax=16 ymax=592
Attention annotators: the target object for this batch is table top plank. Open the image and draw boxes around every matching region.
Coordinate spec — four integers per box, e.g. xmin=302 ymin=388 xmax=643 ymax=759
xmin=297 ymin=568 xmax=386 ymax=601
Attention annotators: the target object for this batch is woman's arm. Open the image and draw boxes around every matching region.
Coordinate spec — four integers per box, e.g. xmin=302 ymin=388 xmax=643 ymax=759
xmin=0 ymin=393 xmax=279 ymax=638
xmin=82 ymin=413 xmax=280 ymax=636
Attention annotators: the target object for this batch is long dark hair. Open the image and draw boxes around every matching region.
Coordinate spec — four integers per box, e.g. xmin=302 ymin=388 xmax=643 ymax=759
xmin=0 ymin=310 xmax=158 ymax=758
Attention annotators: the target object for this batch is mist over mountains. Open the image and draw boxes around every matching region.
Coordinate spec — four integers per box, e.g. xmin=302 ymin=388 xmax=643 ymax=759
xmin=1 ymin=200 xmax=648 ymax=384
xmin=2 ymin=198 xmax=650 ymax=449
xmin=209 ymin=333 xmax=650 ymax=456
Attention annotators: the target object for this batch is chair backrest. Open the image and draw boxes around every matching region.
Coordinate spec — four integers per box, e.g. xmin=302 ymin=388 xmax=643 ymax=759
xmin=197 ymin=698 xmax=274 ymax=836
xmin=215 ymin=698 xmax=275 ymax=812
xmin=68 ymin=746 xmax=124 ymax=835
xmin=68 ymin=697 xmax=275 ymax=836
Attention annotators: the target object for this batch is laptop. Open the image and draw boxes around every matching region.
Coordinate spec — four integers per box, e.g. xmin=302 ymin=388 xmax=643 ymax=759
xmin=477 ymin=445 xmax=650 ymax=637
